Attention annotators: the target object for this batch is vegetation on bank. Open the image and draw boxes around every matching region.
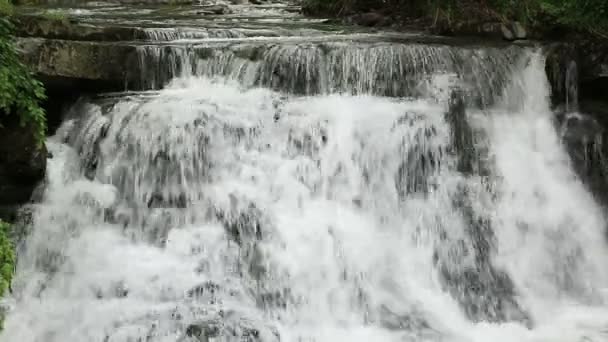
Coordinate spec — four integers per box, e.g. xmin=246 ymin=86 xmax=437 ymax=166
xmin=0 ymin=220 xmax=15 ymax=329
xmin=303 ymin=0 xmax=608 ymax=36
xmin=0 ymin=221 xmax=14 ymax=297
xmin=0 ymin=1 xmax=47 ymax=146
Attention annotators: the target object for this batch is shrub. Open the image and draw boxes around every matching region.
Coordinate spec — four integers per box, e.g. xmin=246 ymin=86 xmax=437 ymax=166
xmin=302 ymin=0 xmax=608 ymax=36
xmin=0 ymin=17 xmax=47 ymax=146
xmin=0 ymin=0 xmax=13 ymax=17
xmin=0 ymin=220 xmax=15 ymax=330
xmin=40 ymin=9 xmax=68 ymax=23
xmin=0 ymin=221 xmax=14 ymax=298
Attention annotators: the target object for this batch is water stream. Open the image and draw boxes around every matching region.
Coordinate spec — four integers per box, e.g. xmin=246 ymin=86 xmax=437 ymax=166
xmin=2 ymin=2 xmax=608 ymax=342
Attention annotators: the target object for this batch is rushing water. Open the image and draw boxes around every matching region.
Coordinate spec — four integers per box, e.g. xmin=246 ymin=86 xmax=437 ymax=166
xmin=2 ymin=16 xmax=608 ymax=342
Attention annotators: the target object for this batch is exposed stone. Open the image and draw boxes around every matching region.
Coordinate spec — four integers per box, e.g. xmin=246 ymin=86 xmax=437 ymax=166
xmin=579 ymin=41 xmax=608 ymax=102
xmin=500 ymin=23 xmax=514 ymax=41
xmin=17 ymin=37 xmax=140 ymax=89
xmin=512 ymin=21 xmax=527 ymax=39
xmin=356 ymin=12 xmax=386 ymax=27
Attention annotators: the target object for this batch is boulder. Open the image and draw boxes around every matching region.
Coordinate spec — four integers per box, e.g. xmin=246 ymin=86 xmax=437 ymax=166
xmin=355 ymin=12 xmax=387 ymax=27
xmin=512 ymin=21 xmax=527 ymax=39
xmin=500 ymin=23 xmax=514 ymax=41
xmin=17 ymin=37 xmax=140 ymax=89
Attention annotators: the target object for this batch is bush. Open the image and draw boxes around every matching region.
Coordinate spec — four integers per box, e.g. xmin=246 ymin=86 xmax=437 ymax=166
xmin=0 ymin=0 xmax=13 ymax=17
xmin=0 ymin=220 xmax=15 ymax=330
xmin=0 ymin=17 xmax=47 ymax=146
xmin=302 ymin=0 xmax=608 ymax=35
xmin=0 ymin=221 xmax=14 ymax=298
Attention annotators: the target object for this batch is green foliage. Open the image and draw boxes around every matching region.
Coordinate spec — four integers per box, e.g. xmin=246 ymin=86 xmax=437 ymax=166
xmin=40 ymin=9 xmax=68 ymax=23
xmin=538 ymin=0 xmax=608 ymax=31
xmin=0 ymin=220 xmax=15 ymax=330
xmin=303 ymin=0 xmax=608 ymax=35
xmin=0 ymin=17 xmax=47 ymax=146
xmin=0 ymin=220 xmax=14 ymax=298
xmin=0 ymin=0 xmax=13 ymax=16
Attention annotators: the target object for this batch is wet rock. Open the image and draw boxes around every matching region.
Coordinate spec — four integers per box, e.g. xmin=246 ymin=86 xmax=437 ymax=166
xmin=197 ymin=4 xmax=232 ymax=15
xmin=15 ymin=15 xmax=139 ymax=41
xmin=512 ymin=21 xmax=527 ymax=39
xmin=446 ymin=90 xmax=477 ymax=175
xmin=560 ymin=107 xmax=608 ymax=207
xmin=185 ymin=320 xmax=221 ymax=341
xmin=218 ymin=204 xmax=264 ymax=245
xmin=184 ymin=315 xmax=279 ymax=342
xmin=256 ymin=288 xmax=292 ymax=310
xmin=480 ymin=22 xmax=502 ymax=37
xmin=545 ymin=43 xmax=579 ymax=107
xmin=395 ymin=142 xmax=440 ymax=198
xmin=377 ymin=305 xmax=431 ymax=332
xmin=17 ymin=37 xmax=140 ymax=89
xmin=579 ymin=41 xmax=608 ymax=102
xmin=0 ymin=115 xmax=47 ymax=222
xmin=147 ymin=192 xmax=188 ymax=209
xmin=500 ymin=23 xmax=515 ymax=41
xmin=187 ymin=281 xmax=220 ymax=302
xmin=435 ymin=185 xmax=531 ymax=326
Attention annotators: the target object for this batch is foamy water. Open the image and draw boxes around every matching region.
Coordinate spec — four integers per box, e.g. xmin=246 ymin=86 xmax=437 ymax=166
xmin=1 ymin=52 xmax=607 ymax=342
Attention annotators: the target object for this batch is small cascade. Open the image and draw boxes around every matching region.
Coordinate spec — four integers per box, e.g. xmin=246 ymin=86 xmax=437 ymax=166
xmin=136 ymin=41 xmax=523 ymax=107
xmin=141 ymin=27 xmax=248 ymax=41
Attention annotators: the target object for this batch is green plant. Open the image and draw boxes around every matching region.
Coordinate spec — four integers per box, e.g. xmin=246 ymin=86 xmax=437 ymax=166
xmin=0 ymin=17 xmax=47 ymax=146
xmin=0 ymin=220 xmax=15 ymax=330
xmin=40 ymin=9 xmax=68 ymax=23
xmin=0 ymin=0 xmax=13 ymax=16
xmin=0 ymin=220 xmax=14 ymax=298
xmin=302 ymin=0 xmax=608 ymax=37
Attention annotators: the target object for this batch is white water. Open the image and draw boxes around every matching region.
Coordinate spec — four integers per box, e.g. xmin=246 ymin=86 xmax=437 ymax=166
xmin=2 ymin=52 xmax=608 ymax=342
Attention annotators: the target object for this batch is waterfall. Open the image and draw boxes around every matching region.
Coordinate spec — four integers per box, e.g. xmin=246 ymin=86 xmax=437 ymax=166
xmin=2 ymin=16 xmax=608 ymax=342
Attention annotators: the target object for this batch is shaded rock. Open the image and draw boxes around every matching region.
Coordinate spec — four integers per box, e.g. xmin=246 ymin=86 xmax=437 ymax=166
xmin=559 ymin=105 xmax=608 ymax=208
xmin=434 ymin=185 xmax=531 ymax=326
xmin=545 ymin=43 xmax=579 ymax=107
xmin=0 ymin=115 xmax=47 ymax=222
xmin=184 ymin=315 xmax=279 ymax=342
xmin=377 ymin=305 xmax=431 ymax=332
xmin=579 ymin=41 xmax=608 ymax=102
xmin=357 ymin=12 xmax=386 ymax=27
xmin=185 ymin=320 xmax=221 ymax=341
xmin=445 ymin=90 xmax=477 ymax=175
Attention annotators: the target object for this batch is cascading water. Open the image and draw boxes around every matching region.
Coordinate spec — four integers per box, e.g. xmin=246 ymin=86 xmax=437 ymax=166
xmin=2 ymin=7 xmax=608 ymax=341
